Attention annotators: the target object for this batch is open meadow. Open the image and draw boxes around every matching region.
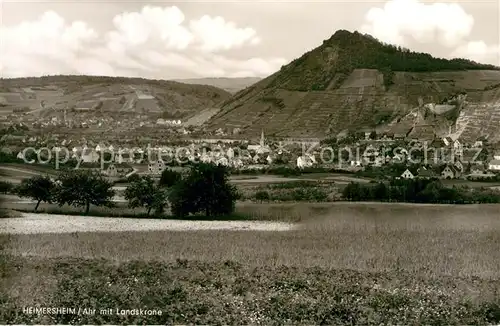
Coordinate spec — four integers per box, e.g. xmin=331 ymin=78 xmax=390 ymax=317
xmin=1 ymin=202 xmax=500 ymax=324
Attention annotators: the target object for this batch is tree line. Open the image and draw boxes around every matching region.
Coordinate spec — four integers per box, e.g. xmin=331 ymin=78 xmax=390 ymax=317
xmin=342 ymin=178 xmax=500 ymax=204
xmin=14 ymin=163 xmax=239 ymax=217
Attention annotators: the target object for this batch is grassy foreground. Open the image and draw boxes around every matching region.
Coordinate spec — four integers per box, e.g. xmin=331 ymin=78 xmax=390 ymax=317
xmin=1 ymin=204 xmax=500 ymax=324
xmin=1 ymin=255 xmax=499 ymax=325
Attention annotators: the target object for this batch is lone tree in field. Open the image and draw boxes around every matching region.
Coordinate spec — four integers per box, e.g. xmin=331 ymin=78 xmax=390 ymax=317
xmin=54 ymin=170 xmax=115 ymax=215
xmin=124 ymin=176 xmax=168 ymax=216
xmin=169 ymin=163 xmax=239 ymax=217
xmin=16 ymin=175 xmax=55 ymax=211
xmin=159 ymin=168 xmax=182 ymax=188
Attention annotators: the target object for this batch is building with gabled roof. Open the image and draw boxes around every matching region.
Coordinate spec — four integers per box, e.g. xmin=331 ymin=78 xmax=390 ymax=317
xmin=401 ymin=169 xmax=415 ymax=179
xmin=441 ymin=164 xmax=461 ymax=179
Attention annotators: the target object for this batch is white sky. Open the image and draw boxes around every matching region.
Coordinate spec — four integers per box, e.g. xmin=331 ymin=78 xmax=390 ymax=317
xmin=1 ymin=0 xmax=499 ymax=79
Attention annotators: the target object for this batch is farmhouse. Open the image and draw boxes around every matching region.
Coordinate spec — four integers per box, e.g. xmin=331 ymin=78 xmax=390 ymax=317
xmin=400 ymin=169 xmax=415 ymax=179
xmin=441 ymin=165 xmax=461 ymax=179
xmin=488 ymin=159 xmax=500 ymax=172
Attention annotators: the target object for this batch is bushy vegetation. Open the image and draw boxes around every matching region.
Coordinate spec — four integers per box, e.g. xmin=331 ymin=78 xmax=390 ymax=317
xmin=260 ymin=96 xmax=285 ymax=108
xmin=343 ymin=178 xmax=500 ymax=203
xmin=467 ymin=174 xmax=500 ymax=182
xmin=0 ymin=151 xmax=23 ymax=164
xmin=0 ymin=180 xmax=14 ymax=194
xmin=159 ymin=168 xmax=183 ymax=187
xmin=255 ymin=190 xmax=271 ymax=202
xmin=266 ymin=180 xmax=318 ymax=189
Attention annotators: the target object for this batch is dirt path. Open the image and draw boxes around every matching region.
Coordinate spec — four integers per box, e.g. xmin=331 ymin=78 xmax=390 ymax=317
xmin=0 ymin=213 xmax=297 ymax=234
xmin=0 ymin=166 xmax=42 ymax=176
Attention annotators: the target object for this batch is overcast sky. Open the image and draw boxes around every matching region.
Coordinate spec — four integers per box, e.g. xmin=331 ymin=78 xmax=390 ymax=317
xmin=1 ymin=0 xmax=499 ymax=79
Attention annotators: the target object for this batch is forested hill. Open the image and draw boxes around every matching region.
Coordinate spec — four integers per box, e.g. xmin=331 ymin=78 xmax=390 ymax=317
xmin=269 ymin=30 xmax=500 ymax=91
xmin=205 ymin=30 xmax=500 ymax=139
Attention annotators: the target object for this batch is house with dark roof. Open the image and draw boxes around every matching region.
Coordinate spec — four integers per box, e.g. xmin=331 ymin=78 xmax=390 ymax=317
xmin=441 ymin=165 xmax=461 ymax=179
xmin=429 ymin=138 xmax=446 ymax=148
xmin=459 ymin=148 xmax=482 ymax=164
xmin=442 ymin=136 xmax=453 ymax=147
xmin=416 ymin=166 xmax=436 ymax=179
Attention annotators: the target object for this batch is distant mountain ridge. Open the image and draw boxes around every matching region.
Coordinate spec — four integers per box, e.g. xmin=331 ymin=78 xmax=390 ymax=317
xmin=173 ymin=77 xmax=262 ymax=93
xmin=205 ymin=30 xmax=500 ymax=142
xmin=0 ymin=75 xmax=232 ymax=135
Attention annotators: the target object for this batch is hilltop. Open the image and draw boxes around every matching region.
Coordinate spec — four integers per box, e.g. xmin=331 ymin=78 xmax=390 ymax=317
xmin=206 ymin=30 xmax=500 ymax=142
xmin=0 ymin=75 xmax=231 ymax=137
xmin=173 ymin=77 xmax=262 ymax=93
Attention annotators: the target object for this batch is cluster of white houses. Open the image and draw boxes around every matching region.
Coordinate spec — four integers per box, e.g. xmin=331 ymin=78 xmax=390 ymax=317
xmin=13 ymin=129 xmax=500 ymax=179
xmin=156 ymin=119 xmax=182 ymax=126
xmin=399 ymin=154 xmax=500 ymax=180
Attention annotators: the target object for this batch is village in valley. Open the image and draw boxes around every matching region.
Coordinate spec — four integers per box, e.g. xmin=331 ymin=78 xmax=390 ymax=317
xmin=2 ymin=2 xmax=500 ymax=321
xmin=1 ymin=78 xmax=499 ymax=186
xmin=2 ymin=116 xmax=500 ymax=184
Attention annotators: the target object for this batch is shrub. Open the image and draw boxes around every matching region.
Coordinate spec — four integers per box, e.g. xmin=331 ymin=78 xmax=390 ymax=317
xmin=159 ymin=168 xmax=182 ymax=188
xmin=127 ymin=173 xmax=141 ymax=183
xmin=0 ymin=181 xmax=14 ymax=194
xmin=255 ymin=190 xmax=270 ymax=202
xmin=267 ymin=181 xmax=317 ymax=190
xmin=15 ymin=175 xmax=55 ymax=211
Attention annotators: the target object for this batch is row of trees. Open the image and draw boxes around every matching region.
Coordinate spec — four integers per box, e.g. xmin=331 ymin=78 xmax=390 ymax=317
xmin=15 ymin=163 xmax=239 ymax=217
xmin=16 ymin=171 xmax=115 ymax=214
xmin=342 ymin=179 xmax=500 ymax=204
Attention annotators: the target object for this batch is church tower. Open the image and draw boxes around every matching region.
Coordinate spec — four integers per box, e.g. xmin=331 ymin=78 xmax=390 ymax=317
xmin=260 ymin=130 xmax=265 ymax=147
